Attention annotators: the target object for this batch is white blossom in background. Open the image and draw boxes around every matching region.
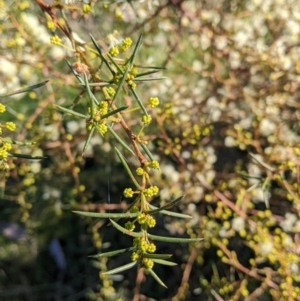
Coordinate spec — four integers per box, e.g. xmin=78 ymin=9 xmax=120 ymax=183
xmin=21 ymin=13 xmax=51 ymax=44
xmin=232 ymin=217 xmax=245 ymax=232
xmin=224 ymin=136 xmax=236 ymax=147
xmin=259 ymin=240 xmax=273 ymax=255
xmin=280 ymin=213 xmax=298 ymax=232
xmin=161 ymin=164 xmax=180 ymax=184
xmin=259 ymin=118 xmax=276 ymax=136
xmin=215 ymin=35 xmax=227 ymax=50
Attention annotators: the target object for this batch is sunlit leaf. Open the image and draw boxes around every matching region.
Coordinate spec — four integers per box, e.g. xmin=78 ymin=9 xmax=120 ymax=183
xmin=147 ymin=196 xmax=184 ymax=214
xmin=53 ymin=104 xmax=87 ymax=118
xmin=151 ymin=259 xmax=177 ymax=266
xmin=147 ymin=268 xmax=167 ymax=288
xmin=115 ymin=147 xmax=143 ymax=190
xmin=103 ymin=261 xmax=138 ymax=275
xmin=89 ymin=247 xmax=136 ymax=258
xmin=148 ymin=233 xmax=203 ymax=243
xmin=8 ymin=153 xmax=45 ymax=159
xmin=73 ymin=210 xmax=139 ymax=219
xmin=109 ymin=219 xmax=143 ymax=238
xmin=142 ymin=253 xmax=172 ymax=259
xmin=0 ymin=80 xmax=49 ymax=97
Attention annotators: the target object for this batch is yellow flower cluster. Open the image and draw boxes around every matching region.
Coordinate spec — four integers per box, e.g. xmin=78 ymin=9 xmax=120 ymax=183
xmin=109 ymin=37 xmax=133 ymax=57
xmin=149 ymin=160 xmax=160 ymax=169
xmin=143 ymin=258 xmax=154 ymax=269
xmin=143 ymin=186 xmax=159 ymax=197
xmin=0 ymin=142 xmax=12 ymax=160
xmin=148 ymin=97 xmax=159 ymax=108
xmin=137 ymin=213 xmax=156 ymax=227
xmin=50 ymin=35 xmax=61 ymax=45
xmin=120 ymin=38 xmax=132 ymax=52
xmin=86 ymin=102 xmax=109 ymax=136
xmin=133 ymin=237 xmax=156 ymax=254
xmin=136 ymin=167 xmax=144 ymax=176
xmin=82 ymin=4 xmax=91 ymax=14
xmin=124 ymin=221 xmax=135 ymax=231
xmin=109 ymin=46 xmax=119 ymax=57
xmin=142 ymin=115 xmax=152 ymax=125
xmin=123 ymin=187 xmax=134 ymax=198
xmin=5 ymin=122 xmax=16 ymax=132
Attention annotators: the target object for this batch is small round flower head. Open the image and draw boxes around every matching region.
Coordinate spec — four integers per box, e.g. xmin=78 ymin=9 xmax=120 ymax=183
xmin=0 ymin=148 xmax=8 ymax=159
xmin=96 ymin=123 xmax=107 ymax=136
xmin=130 ymin=206 xmax=139 ymax=213
xmin=50 ymin=35 xmax=61 ymax=45
xmin=125 ymin=221 xmax=135 ymax=231
xmin=130 ymin=67 xmax=138 ymax=76
xmin=142 ymin=115 xmax=152 ymax=125
xmin=120 ymin=37 xmax=132 ymax=52
xmin=148 ymin=97 xmax=159 ymax=108
xmin=137 ymin=212 xmax=147 ymax=225
xmin=123 ymin=188 xmax=134 ymax=198
xmin=0 ymin=103 xmax=6 ymax=113
xmin=147 ymin=243 xmax=156 ymax=253
xmin=131 ymin=251 xmax=140 ymax=261
xmin=5 ymin=122 xmax=16 ymax=132
xmin=115 ymin=8 xmax=123 ymax=20
xmin=136 ymin=167 xmax=144 ymax=176
xmin=152 ymin=186 xmax=159 ymax=195
xmin=128 ymin=80 xmax=136 ymax=88
xmin=149 ymin=160 xmax=160 ymax=169
xmin=82 ymin=4 xmax=91 ymax=14
xmin=98 ymin=101 xmax=108 ymax=115
xmin=109 ymin=46 xmax=119 ymax=56
xmin=47 ymin=21 xmax=56 ymax=30
xmin=144 ymin=186 xmax=159 ymax=198
xmin=146 ymin=215 xmax=156 ymax=228
xmin=143 ymin=258 xmax=154 ymax=269
xmin=3 ymin=142 xmax=12 ymax=151
xmin=107 ymin=87 xmax=115 ymax=96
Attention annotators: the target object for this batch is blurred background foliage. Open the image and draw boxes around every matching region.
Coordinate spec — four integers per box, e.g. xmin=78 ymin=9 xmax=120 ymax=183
xmin=1 ymin=0 xmax=300 ymax=300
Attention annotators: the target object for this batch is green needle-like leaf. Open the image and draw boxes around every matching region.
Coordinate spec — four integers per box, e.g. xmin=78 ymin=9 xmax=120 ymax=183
xmin=90 ymin=34 xmax=115 ymax=75
xmin=133 ymin=77 xmax=166 ymax=82
xmin=82 ymin=126 xmax=95 ymax=155
xmin=147 ymin=233 xmax=203 ymax=244
xmin=127 ymin=34 xmax=143 ymax=65
xmin=151 ymin=259 xmax=177 ymax=266
xmin=2 ymin=138 xmax=36 ymax=146
xmin=107 ymin=126 xmax=135 ymax=155
xmin=84 ymin=73 xmax=99 ymax=107
xmin=103 ymin=261 xmax=138 ymax=275
xmin=115 ymin=147 xmax=143 ymax=190
xmin=147 ymin=196 xmax=184 ymax=214
xmin=109 ymin=219 xmax=143 ymax=238
xmin=73 ymin=211 xmax=139 ymax=219
xmin=149 ymin=204 xmax=192 ymax=219
xmin=66 ymin=60 xmax=84 ymax=84
xmin=112 ymin=63 xmax=130 ymax=102
xmin=135 ymin=69 xmax=162 ymax=77
xmin=89 ymin=247 xmax=136 ymax=258
xmin=129 ymin=87 xmax=148 ymax=117
xmin=147 ymin=268 xmax=167 ymax=288
xmin=8 ymin=153 xmax=45 ymax=160
xmin=107 ymin=53 xmax=124 ymax=74
xmin=140 ymin=143 xmax=155 ymax=161
xmin=0 ymin=80 xmax=49 ymax=97
xmin=101 ymin=106 xmax=128 ymax=119
xmin=142 ymin=253 xmax=173 ymax=260
xmin=53 ymin=104 xmax=87 ymax=118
